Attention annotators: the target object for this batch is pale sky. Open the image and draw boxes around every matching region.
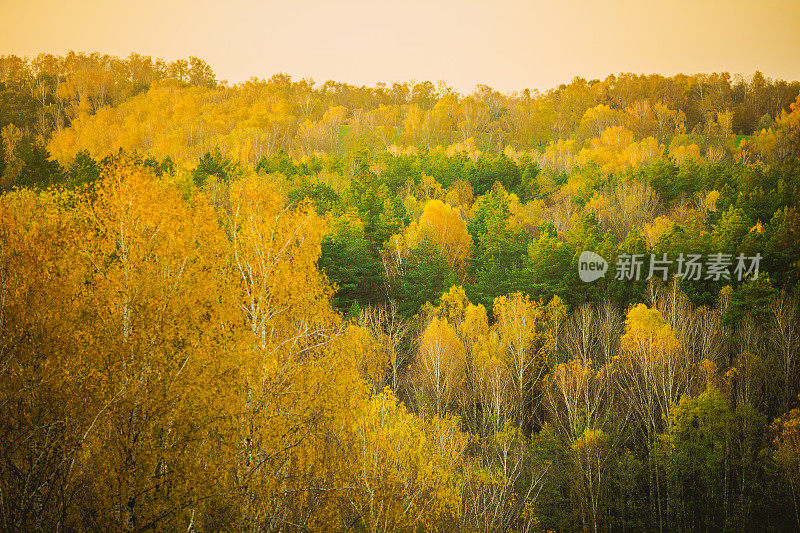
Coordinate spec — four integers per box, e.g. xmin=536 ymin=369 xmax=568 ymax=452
xmin=1 ymin=0 xmax=798 ymax=93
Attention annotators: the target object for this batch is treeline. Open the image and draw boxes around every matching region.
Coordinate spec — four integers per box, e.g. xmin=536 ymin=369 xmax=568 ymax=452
xmin=0 ymin=52 xmax=216 ymax=136
xmin=2 ymin=52 xmax=799 ymax=168
xmin=41 ymin=69 xmax=800 ymax=167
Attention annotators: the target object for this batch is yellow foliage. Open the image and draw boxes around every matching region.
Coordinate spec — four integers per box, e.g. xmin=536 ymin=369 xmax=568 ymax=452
xmin=669 ymin=140 xmax=703 ymax=164
xmin=406 ymin=199 xmax=472 ymax=274
xmin=620 ymin=304 xmax=684 ymax=365
xmin=414 ymin=317 xmax=467 ymax=416
xmin=346 ymin=389 xmax=468 ymax=530
xmin=643 ymin=216 xmax=675 ymax=248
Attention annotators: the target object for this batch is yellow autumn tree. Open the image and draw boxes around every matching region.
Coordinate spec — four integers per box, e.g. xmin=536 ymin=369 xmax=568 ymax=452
xmin=615 ymin=303 xmax=693 ymax=529
xmin=344 ymin=389 xmax=467 ymax=532
xmin=573 ymin=428 xmax=610 ymax=533
xmin=617 ymin=304 xmax=692 ymax=439
xmin=412 ymin=316 xmax=466 ymax=417
xmin=0 ymin=187 xmax=101 ymax=530
xmin=76 ymin=158 xmax=232 ymax=530
xmin=406 ymin=199 xmax=472 ymax=275
xmin=545 ymin=358 xmax=608 ymax=442
xmin=223 ymin=175 xmax=372 ymax=529
xmin=492 ymin=292 xmax=555 ymax=432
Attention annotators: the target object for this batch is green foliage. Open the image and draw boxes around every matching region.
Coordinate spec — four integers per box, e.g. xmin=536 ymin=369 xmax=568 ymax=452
xmin=349 ymin=182 xmax=406 ymax=245
xmin=764 ymin=207 xmax=800 ymax=287
xmin=392 ymin=238 xmax=457 ymax=317
xmin=68 ymin=150 xmax=100 ymax=187
xmin=521 ymin=233 xmax=577 ymax=305
xmin=256 ymin=149 xmax=299 ymax=177
xmin=142 ymin=154 xmax=174 ymax=177
xmin=608 ymin=230 xmax=648 ymax=308
xmin=318 ymin=218 xmax=383 ymax=313
xmin=11 ymin=140 xmax=63 ymax=189
xmin=725 ymin=275 xmax=777 ymax=326
xmin=529 ymin=424 xmax=577 ymax=531
xmin=192 ymin=147 xmax=238 ymax=187
xmin=608 ymin=448 xmax=649 ymax=531
xmin=647 ymin=156 xmax=680 ymax=202
xmin=0 ymin=80 xmax=38 ymax=131
xmin=467 ymin=184 xmax=511 ymax=241
xmin=658 ymin=385 xmax=731 ymax=531
xmin=473 ymin=152 xmax=521 ymax=196
xmin=468 ymin=220 xmax=530 ymax=312
xmin=287 ymin=181 xmax=341 ymax=215
xmin=653 ymin=223 xmax=718 ymax=307
xmin=0 ymin=135 xmax=5 ymax=179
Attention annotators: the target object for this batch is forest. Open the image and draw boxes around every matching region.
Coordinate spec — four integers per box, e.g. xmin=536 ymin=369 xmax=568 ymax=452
xmin=1 ymin=52 xmax=800 ymax=532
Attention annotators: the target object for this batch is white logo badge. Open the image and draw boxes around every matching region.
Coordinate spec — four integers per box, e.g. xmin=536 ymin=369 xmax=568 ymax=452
xmin=578 ymin=251 xmax=608 ymax=282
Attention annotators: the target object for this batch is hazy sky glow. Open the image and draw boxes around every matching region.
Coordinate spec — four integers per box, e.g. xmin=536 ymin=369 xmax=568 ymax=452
xmin=2 ymin=0 xmax=799 ymax=93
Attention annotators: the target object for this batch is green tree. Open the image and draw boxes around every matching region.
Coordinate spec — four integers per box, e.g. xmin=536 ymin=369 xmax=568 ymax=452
xmin=68 ymin=149 xmax=100 ymax=187
xmin=287 ymin=181 xmax=341 ymax=215
xmin=192 ymin=147 xmax=237 ymax=187
xmin=725 ymin=275 xmax=777 ymax=327
xmin=393 ymin=238 xmax=457 ymax=317
xmin=11 ymin=140 xmax=63 ymax=189
xmin=658 ymin=385 xmax=731 ymax=531
xmin=318 ymin=218 xmax=383 ymax=313
xmin=521 ymin=229 xmax=576 ymax=304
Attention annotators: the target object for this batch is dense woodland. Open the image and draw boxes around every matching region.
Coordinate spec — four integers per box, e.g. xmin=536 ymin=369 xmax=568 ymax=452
xmin=2 ymin=52 xmax=800 ymax=532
